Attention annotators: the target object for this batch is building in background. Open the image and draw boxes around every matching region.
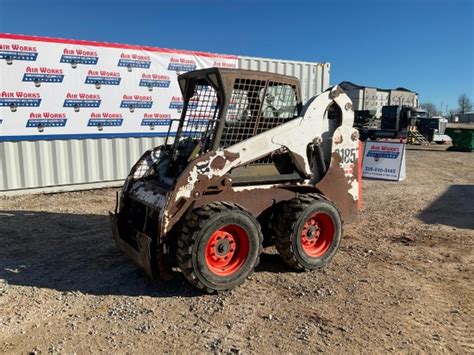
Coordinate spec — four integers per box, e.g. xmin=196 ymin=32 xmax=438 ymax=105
xmin=459 ymin=112 xmax=474 ymax=123
xmin=340 ymin=81 xmax=418 ymax=117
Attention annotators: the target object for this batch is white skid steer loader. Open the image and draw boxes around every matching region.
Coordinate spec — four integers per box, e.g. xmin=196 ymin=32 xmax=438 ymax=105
xmin=110 ymin=68 xmax=361 ymax=293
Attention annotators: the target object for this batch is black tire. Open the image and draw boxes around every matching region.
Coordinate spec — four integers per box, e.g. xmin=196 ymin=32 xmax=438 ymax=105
xmin=176 ymin=202 xmax=263 ymax=293
xmin=274 ymin=194 xmax=342 ymax=270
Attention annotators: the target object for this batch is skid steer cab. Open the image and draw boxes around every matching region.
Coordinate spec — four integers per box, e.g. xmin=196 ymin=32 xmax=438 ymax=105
xmin=110 ymin=68 xmax=361 ymax=293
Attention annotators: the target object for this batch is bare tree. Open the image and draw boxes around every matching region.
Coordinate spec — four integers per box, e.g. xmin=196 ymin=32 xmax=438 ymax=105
xmin=445 ymin=109 xmax=459 ymax=122
xmin=458 ymin=94 xmax=472 ymax=114
xmin=419 ymin=102 xmax=440 ymax=116
xmin=445 ymin=110 xmax=458 ymax=122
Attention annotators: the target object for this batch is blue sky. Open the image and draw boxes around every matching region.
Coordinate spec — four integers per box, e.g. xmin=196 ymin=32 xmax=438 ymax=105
xmin=0 ymin=0 xmax=472 ymax=112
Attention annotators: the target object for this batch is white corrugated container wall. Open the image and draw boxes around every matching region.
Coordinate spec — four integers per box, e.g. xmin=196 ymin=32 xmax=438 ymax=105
xmin=0 ymin=57 xmax=330 ymax=194
xmin=0 ymin=137 xmax=165 ymax=193
xmin=238 ymin=56 xmax=330 ymax=103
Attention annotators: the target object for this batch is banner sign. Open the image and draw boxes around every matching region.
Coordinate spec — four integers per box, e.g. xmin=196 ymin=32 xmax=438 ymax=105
xmin=362 ymin=141 xmax=406 ymax=181
xmin=0 ymin=34 xmax=238 ymax=141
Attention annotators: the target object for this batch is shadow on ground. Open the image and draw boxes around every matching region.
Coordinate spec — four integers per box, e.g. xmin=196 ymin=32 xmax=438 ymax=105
xmin=418 ymin=185 xmax=474 ymax=229
xmin=0 ymin=210 xmax=288 ymax=297
xmin=255 ymin=252 xmax=296 ymax=273
xmin=0 ymin=210 xmax=201 ymax=297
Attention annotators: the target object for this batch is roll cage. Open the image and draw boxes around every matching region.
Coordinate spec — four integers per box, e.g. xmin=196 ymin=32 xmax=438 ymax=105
xmin=170 ymin=68 xmax=303 ymax=161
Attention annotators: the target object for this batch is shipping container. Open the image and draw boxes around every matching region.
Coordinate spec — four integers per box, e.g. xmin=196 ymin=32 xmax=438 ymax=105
xmin=238 ymin=56 xmax=330 ymax=103
xmin=0 ymin=34 xmax=330 ymax=194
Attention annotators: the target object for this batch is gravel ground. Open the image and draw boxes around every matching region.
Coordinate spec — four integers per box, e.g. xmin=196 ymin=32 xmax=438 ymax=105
xmin=0 ymin=145 xmax=473 ymax=353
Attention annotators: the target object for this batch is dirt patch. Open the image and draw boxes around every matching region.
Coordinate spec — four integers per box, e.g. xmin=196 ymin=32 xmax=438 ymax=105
xmin=0 ymin=145 xmax=473 ymax=353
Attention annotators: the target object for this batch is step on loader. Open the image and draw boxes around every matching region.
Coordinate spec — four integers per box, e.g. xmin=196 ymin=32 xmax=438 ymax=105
xmin=110 ymin=68 xmax=361 ymax=293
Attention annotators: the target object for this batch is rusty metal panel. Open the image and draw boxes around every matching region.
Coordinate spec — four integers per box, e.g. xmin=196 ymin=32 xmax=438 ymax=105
xmin=238 ymin=56 xmax=330 ymax=103
xmin=0 ymin=137 xmax=165 ymax=193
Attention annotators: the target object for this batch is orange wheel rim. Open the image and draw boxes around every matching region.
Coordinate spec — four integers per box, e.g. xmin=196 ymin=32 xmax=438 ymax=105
xmin=205 ymin=224 xmax=250 ymax=276
xmin=300 ymin=212 xmax=335 ymax=257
